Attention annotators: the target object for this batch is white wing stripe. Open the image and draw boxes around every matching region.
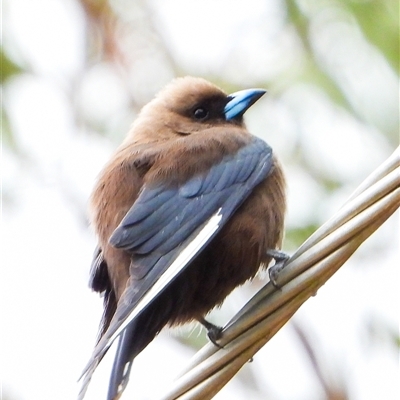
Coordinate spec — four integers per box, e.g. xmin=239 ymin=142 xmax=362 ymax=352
xmin=106 ymin=209 xmax=223 ymax=348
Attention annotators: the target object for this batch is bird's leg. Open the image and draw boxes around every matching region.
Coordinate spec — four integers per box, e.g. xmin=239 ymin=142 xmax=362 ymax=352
xmin=266 ymin=249 xmax=290 ymax=289
xmin=198 ymin=317 xmax=224 ymax=348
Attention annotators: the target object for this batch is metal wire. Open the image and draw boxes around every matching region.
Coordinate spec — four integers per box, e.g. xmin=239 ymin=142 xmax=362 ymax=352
xmin=158 ymin=146 xmax=400 ymax=400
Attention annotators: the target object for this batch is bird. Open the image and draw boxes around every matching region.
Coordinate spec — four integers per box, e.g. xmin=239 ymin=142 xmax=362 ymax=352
xmin=78 ymin=76 xmax=286 ymax=400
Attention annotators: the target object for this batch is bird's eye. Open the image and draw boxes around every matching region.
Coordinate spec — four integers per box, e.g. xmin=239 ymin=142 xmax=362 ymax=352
xmin=193 ymin=108 xmax=209 ymax=120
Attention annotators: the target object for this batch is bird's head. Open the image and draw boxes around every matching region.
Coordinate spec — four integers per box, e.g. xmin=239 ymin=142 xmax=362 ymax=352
xmin=135 ymin=77 xmax=266 ymax=138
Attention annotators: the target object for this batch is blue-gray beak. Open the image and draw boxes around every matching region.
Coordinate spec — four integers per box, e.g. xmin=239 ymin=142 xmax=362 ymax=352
xmin=224 ymin=88 xmax=266 ymax=120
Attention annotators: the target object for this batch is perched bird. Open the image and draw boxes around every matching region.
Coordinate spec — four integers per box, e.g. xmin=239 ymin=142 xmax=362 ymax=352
xmin=79 ymin=77 xmax=286 ymax=400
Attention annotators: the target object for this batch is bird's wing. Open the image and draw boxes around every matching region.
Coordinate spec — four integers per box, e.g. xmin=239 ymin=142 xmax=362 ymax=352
xmin=78 ymin=137 xmax=273 ymax=395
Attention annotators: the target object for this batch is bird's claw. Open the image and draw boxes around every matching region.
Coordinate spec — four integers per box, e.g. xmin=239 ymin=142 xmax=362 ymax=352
xmin=207 ymin=326 xmax=224 ymax=349
xmin=198 ymin=318 xmax=224 ymax=349
xmin=266 ymin=249 xmax=290 ymax=289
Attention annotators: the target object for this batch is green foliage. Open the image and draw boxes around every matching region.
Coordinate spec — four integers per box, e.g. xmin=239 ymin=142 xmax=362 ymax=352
xmin=1 ymin=48 xmax=23 ymax=83
xmin=285 ymin=223 xmax=321 ymax=249
xmin=345 ymin=0 xmax=399 ymax=73
xmin=1 ymin=49 xmax=24 ymax=152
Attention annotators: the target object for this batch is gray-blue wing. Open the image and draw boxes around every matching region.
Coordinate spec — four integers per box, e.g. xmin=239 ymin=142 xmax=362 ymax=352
xmin=110 ymin=137 xmax=272 ymax=257
xmin=108 ymin=137 xmax=273 ymax=299
xmin=78 ymin=137 xmax=273 ymax=396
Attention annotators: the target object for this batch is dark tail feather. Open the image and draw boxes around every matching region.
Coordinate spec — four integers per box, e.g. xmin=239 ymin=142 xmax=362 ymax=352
xmin=107 ymin=323 xmax=136 ymax=400
xmin=107 ymin=308 xmax=166 ymax=400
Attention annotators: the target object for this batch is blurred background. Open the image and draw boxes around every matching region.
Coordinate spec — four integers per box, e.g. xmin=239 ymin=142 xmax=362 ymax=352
xmin=1 ymin=0 xmax=399 ymax=399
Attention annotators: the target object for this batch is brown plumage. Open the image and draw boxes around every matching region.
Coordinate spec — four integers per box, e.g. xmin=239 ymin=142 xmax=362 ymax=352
xmin=79 ymin=77 xmax=286 ymax=400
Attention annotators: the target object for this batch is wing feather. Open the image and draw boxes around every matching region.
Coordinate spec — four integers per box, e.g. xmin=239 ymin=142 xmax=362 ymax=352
xmin=78 ymin=138 xmax=273 ymax=397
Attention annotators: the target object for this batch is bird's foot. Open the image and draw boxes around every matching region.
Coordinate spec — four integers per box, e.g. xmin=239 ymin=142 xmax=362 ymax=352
xmin=266 ymin=249 xmax=290 ymax=289
xmin=198 ymin=318 xmax=224 ymax=348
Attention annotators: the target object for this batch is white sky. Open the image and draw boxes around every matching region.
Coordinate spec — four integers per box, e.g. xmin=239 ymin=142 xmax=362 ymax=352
xmin=2 ymin=0 xmax=399 ymax=399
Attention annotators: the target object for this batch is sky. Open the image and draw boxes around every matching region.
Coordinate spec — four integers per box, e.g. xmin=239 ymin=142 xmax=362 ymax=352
xmin=2 ymin=0 xmax=399 ymax=399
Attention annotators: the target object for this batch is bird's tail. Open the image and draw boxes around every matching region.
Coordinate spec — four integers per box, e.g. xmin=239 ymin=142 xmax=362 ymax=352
xmin=107 ymin=323 xmax=135 ymax=400
xmin=107 ymin=309 xmax=164 ymax=400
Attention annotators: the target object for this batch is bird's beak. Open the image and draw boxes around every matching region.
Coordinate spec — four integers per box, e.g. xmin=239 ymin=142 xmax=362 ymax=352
xmin=224 ymin=88 xmax=266 ymax=120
